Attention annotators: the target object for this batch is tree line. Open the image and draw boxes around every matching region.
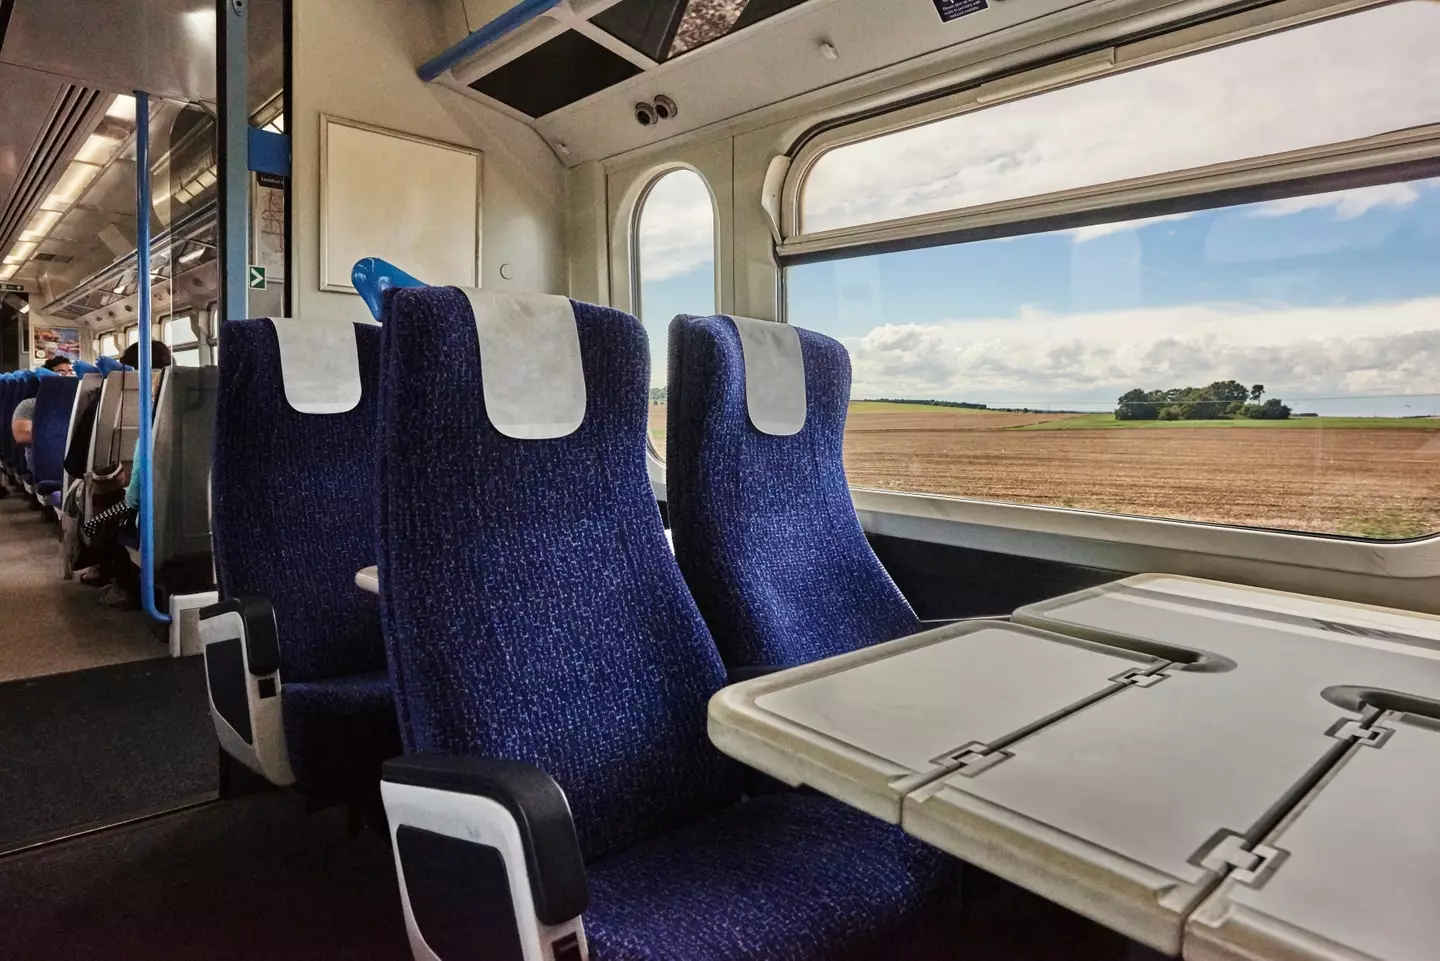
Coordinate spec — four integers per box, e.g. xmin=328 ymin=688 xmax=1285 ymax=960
xmin=1116 ymin=381 xmax=1291 ymax=421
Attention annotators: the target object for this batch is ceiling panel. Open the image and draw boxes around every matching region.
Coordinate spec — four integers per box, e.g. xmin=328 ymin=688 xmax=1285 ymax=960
xmin=0 ymin=65 xmax=63 ymax=212
xmin=0 ymin=0 xmax=217 ymax=103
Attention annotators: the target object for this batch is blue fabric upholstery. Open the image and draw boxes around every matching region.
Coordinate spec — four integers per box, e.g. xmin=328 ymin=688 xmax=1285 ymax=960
xmin=96 ymin=357 xmax=129 ymax=374
xmin=377 ymin=289 xmax=957 ymax=959
xmin=585 ymin=792 xmax=956 ymax=961
xmin=32 ymin=376 xmax=80 ymax=496
xmin=282 ymin=671 xmax=398 ymax=792
xmin=9 ymin=372 xmax=38 ymax=475
xmin=666 ymin=315 xmax=920 ymax=668
xmin=377 ymin=287 xmax=739 ymax=861
xmin=0 ymin=376 xmax=16 ymax=469
xmin=212 ymin=319 xmax=399 ymax=797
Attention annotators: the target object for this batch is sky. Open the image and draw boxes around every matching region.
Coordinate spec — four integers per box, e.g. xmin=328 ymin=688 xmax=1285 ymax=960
xmin=635 ymin=2 xmax=1440 ymax=416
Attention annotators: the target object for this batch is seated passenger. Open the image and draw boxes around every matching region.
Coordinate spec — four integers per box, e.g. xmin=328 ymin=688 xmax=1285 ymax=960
xmin=81 ymin=341 xmax=171 ymax=607
xmin=10 ymin=356 xmax=77 ymax=477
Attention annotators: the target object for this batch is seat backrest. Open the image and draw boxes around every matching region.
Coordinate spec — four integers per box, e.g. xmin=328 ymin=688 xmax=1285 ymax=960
xmin=666 ymin=314 xmax=920 ymax=668
xmin=211 ymin=319 xmax=386 ymax=684
xmin=85 ymin=370 xmax=162 ymax=520
xmin=31 ymin=375 xmax=81 ymax=489
xmin=63 ymin=372 xmax=106 ymax=489
xmin=152 ymin=365 xmax=218 ymax=564
xmin=377 ymin=287 xmax=740 ymax=862
xmin=0 ymin=376 xmax=16 ymax=463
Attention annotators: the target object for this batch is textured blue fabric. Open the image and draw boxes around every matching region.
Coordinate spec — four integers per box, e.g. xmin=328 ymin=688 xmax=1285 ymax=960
xmin=71 ymin=360 xmax=99 ymax=376
xmin=96 ymin=357 xmax=130 ymax=374
xmin=586 ymin=792 xmax=957 ymax=961
xmin=377 ymin=290 xmax=959 ymax=960
xmin=9 ymin=373 xmax=38 ymax=474
xmin=31 ymin=376 xmax=80 ymax=496
xmin=377 ymin=287 xmax=741 ymax=861
xmin=282 ymin=671 xmax=399 ymax=794
xmin=212 ymin=319 xmax=398 ymax=795
xmin=666 ymin=316 xmax=920 ymax=668
xmin=0 ymin=377 xmax=17 ymax=468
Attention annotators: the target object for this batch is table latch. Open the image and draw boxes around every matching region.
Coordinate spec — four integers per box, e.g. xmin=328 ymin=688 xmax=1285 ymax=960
xmin=939 ymin=741 xmax=1014 ymax=778
xmin=1191 ymin=829 xmax=1289 ymax=887
xmin=1326 ymin=717 xmax=1394 ymax=748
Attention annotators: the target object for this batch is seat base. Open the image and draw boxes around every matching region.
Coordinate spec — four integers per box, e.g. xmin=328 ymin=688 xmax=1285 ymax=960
xmin=585 ymin=792 xmax=959 ymax=961
xmin=283 ymin=671 xmax=402 ymax=804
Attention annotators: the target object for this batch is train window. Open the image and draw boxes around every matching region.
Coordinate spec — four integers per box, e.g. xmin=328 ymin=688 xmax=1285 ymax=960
xmin=98 ymin=332 xmax=118 ymax=357
xmin=787 ymin=176 xmax=1440 ymax=539
xmin=162 ymin=315 xmax=194 ymax=346
xmin=801 ymin=2 xmax=1440 ymax=235
xmin=172 ymin=347 xmax=201 ymax=367
xmin=124 ymin=325 xmax=139 ymax=346
xmin=635 ymin=167 xmax=716 ymax=456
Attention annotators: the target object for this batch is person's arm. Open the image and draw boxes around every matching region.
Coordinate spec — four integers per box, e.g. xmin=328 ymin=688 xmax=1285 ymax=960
xmin=124 ymin=438 xmax=141 ymax=509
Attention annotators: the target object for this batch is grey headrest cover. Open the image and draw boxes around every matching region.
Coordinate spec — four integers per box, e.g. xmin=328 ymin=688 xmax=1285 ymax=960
xmin=268 ymin=317 xmax=375 ymax=414
xmin=727 ymin=315 xmax=806 ymax=436
xmin=460 ymin=288 xmax=585 ymax=440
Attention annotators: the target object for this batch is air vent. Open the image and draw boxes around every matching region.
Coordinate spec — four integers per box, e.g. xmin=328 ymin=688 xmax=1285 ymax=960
xmin=31 ymin=252 xmax=72 ymax=264
xmin=0 ymin=84 xmax=105 ymax=255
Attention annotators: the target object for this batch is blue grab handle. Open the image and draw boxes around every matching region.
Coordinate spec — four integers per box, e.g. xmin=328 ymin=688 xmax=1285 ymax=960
xmin=352 ymin=258 xmax=428 ymax=321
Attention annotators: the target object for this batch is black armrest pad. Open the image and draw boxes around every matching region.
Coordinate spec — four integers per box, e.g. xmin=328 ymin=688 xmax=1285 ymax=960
xmin=199 ymin=597 xmax=280 ymax=677
xmin=383 ymin=754 xmax=588 ymax=926
xmin=727 ymin=665 xmax=787 ymax=685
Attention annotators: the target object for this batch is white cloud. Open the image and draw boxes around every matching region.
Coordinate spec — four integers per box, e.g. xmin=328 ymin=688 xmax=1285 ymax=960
xmin=1070 ymin=212 xmax=1195 ymax=242
xmin=1248 ymin=182 xmax=1424 ymax=220
xmin=637 ymin=169 xmax=716 ymax=282
xmin=803 ymin=3 xmax=1440 ymax=233
xmin=843 ymin=297 xmax=1440 ymax=405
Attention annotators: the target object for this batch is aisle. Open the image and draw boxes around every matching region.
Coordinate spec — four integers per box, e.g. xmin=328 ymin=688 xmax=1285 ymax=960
xmin=0 ymin=493 xmax=162 ymax=682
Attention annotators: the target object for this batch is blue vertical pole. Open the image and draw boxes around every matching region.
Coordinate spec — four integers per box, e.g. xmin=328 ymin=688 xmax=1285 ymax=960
xmin=135 ymin=90 xmax=169 ymax=625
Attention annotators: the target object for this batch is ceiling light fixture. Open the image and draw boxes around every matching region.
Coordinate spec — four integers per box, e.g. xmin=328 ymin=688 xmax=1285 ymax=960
xmin=178 ymin=247 xmax=205 ymax=264
xmin=106 ymin=95 xmax=137 ymax=123
xmin=19 ymin=303 xmax=30 ymax=315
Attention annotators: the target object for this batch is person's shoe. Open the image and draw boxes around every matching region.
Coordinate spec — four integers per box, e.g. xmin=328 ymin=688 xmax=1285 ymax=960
xmin=98 ymin=584 xmax=140 ymax=610
xmin=79 ymin=568 xmax=111 ymax=588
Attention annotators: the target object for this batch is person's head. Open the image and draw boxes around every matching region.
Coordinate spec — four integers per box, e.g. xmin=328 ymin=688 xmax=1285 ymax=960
xmin=43 ymin=356 xmax=75 ymax=377
xmin=119 ymin=340 xmax=172 ymax=369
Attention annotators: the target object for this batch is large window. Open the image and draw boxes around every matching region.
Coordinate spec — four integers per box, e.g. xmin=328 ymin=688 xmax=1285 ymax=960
xmin=97 ymin=332 xmax=118 ymax=357
xmin=635 ymin=168 xmax=716 ymax=455
xmin=802 ymin=2 xmax=1440 ymax=235
xmin=788 ymin=4 xmax=1440 ymax=540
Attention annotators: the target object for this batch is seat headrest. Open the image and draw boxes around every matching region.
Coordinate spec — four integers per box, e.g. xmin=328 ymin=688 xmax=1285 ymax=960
xmin=71 ymin=360 xmax=99 ymax=376
xmin=264 ymin=317 xmax=377 ymax=414
xmin=96 ymin=357 xmax=129 ymax=374
xmin=724 ymin=315 xmax=807 ymax=436
xmin=457 ymin=287 xmax=586 ymax=440
xmin=35 ymin=366 xmax=56 ymax=378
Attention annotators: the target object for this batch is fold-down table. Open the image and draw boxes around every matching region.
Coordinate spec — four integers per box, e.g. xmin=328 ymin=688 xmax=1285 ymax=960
xmin=709 ymin=575 xmax=1440 ymax=960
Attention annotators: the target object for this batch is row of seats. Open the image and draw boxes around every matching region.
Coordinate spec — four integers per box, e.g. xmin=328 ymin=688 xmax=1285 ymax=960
xmin=201 ymin=291 xmax=954 ymax=961
xmin=1 ymin=355 xmax=216 ymax=610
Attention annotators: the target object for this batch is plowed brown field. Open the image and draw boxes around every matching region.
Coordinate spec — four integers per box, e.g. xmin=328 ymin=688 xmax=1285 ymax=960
xmin=842 ymin=409 xmax=1440 ymax=538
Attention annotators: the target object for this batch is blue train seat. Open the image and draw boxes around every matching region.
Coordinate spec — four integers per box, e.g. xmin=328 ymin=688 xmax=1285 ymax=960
xmin=0 ymin=374 xmax=16 ymax=476
xmin=9 ymin=371 xmax=40 ymax=481
xmin=200 ymin=318 xmax=399 ymax=802
xmin=375 ymin=288 xmax=956 ymax=961
xmin=665 ymin=315 xmax=920 ymax=669
xmin=31 ymin=374 xmax=81 ymax=498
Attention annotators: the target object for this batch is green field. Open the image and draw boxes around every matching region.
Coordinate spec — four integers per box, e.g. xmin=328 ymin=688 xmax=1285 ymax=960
xmin=1013 ymin=413 xmax=1440 ymax=430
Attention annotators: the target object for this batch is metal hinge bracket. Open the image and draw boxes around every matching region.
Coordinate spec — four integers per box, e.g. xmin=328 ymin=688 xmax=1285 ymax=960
xmin=1191 ymin=829 xmax=1289 ymax=887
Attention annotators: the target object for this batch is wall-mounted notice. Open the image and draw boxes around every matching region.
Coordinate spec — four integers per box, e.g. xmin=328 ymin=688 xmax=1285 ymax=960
xmin=934 ymin=0 xmax=988 ymax=22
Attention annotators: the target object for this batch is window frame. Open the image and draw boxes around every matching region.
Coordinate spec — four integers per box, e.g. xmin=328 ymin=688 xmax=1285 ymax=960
xmin=779 ymin=0 xmax=1440 ymax=261
xmin=767 ymin=0 xmax=1440 ymax=568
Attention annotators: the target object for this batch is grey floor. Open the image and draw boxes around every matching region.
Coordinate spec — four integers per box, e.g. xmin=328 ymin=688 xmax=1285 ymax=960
xmin=0 ymin=492 xmax=163 ymax=683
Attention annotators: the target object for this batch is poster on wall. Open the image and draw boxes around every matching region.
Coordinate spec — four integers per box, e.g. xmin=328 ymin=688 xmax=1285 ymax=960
xmin=30 ymin=324 xmax=81 ymax=362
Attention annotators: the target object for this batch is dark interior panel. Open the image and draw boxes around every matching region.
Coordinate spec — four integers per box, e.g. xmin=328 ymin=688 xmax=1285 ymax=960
xmin=468 ymin=30 xmax=643 ymax=118
xmin=868 ymin=533 xmax=1122 ymax=619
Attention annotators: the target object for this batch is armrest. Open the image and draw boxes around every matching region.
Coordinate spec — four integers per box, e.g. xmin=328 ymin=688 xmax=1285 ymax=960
xmin=200 ymin=597 xmax=280 ymax=675
xmin=198 ymin=596 xmax=295 ymax=788
xmin=383 ymin=755 xmax=588 ymax=926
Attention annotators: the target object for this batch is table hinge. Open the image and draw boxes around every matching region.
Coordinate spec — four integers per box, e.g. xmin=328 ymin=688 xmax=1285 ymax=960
xmin=1326 ymin=717 xmax=1394 ymax=748
xmin=1110 ymin=665 xmax=1173 ymax=688
xmin=940 ymin=741 xmax=1014 ymax=777
xmin=1191 ymin=829 xmax=1289 ymax=887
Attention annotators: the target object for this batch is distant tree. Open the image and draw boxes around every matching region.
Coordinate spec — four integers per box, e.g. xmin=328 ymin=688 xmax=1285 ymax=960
xmin=1250 ymin=384 xmax=1265 ymax=401
xmin=1158 ymin=406 xmax=1184 ymax=421
xmin=1243 ymin=398 xmax=1291 ymax=420
xmin=1116 ymin=388 xmax=1157 ymax=420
